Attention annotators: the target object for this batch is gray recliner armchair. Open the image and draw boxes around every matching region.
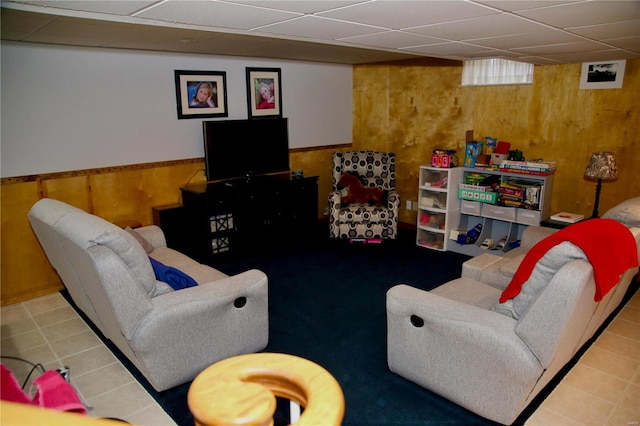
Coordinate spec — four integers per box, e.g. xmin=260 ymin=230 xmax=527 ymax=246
xmin=329 ymin=151 xmax=400 ymax=239
xmin=28 ymin=198 xmax=269 ymax=391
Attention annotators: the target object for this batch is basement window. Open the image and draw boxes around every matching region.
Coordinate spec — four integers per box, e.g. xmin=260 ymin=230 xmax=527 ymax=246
xmin=462 ymin=58 xmax=533 ymax=86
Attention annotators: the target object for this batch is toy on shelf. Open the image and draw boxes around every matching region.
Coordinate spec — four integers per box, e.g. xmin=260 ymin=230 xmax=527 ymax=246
xmin=431 ymin=149 xmax=458 ymax=168
xmin=496 ymin=236 xmax=508 ymax=251
xmin=464 ymin=141 xmax=483 ymax=167
xmin=424 ymin=176 xmax=448 ymax=188
xmin=419 ymin=195 xmax=446 ymax=209
xmin=485 ymin=136 xmax=497 ymax=154
xmin=419 ymin=212 xmax=443 ymax=229
xmin=419 ymin=212 xmax=430 ymax=226
xmin=455 ymin=223 xmax=483 ymax=245
xmin=480 ymin=238 xmax=495 ymax=250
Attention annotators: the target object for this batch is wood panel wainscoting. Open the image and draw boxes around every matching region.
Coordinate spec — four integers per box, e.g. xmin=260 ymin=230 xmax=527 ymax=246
xmin=1 ymin=146 xmax=349 ymax=306
xmin=1 ymin=159 xmax=206 ymax=305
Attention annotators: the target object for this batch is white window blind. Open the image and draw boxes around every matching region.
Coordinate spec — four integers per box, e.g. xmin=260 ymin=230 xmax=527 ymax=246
xmin=462 ymin=58 xmax=533 ymax=86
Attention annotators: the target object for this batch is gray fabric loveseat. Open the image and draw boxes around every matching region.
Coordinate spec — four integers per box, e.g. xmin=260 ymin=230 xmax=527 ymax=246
xmin=387 ymin=209 xmax=640 ymax=424
xmin=28 ymin=198 xmax=269 ymax=391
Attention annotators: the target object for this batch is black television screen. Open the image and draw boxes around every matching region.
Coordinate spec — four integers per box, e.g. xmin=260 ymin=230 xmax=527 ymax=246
xmin=203 ymin=118 xmax=290 ymax=181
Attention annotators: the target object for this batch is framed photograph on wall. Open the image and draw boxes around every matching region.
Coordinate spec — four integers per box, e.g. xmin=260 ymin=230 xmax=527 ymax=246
xmin=174 ymin=70 xmax=228 ymax=119
xmin=579 ymin=60 xmax=626 ymax=90
xmin=246 ymin=67 xmax=282 ymax=119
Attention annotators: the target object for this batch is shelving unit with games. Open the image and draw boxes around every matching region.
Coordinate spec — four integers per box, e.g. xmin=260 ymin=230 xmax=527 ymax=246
xmin=448 ymin=167 xmax=554 ymax=257
xmin=416 ymin=166 xmax=463 ymax=251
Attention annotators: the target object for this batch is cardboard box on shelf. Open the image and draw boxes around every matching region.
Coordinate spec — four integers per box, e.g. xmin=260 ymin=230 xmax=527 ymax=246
xmin=464 ymin=141 xmax=483 ymax=167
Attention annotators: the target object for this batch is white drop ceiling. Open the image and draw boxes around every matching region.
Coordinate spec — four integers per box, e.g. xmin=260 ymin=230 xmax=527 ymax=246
xmin=1 ymin=0 xmax=639 ymax=65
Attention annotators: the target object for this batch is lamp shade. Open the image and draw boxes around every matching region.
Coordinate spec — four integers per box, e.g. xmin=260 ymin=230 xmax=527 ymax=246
xmin=584 ymin=152 xmax=617 ymax=180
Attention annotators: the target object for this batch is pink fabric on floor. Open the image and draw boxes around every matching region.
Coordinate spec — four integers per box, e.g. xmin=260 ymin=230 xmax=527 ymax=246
xmin=1 ymin=363 xmax=86 ymax=414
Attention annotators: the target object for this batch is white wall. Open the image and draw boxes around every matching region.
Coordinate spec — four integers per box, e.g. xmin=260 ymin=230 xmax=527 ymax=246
xmin=0 ymin=41 xmax=353 ymax=177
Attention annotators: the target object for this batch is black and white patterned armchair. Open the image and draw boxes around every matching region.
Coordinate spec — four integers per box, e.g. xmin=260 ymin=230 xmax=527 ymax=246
xmin=329 ymin=151 xmax=400 ymax=240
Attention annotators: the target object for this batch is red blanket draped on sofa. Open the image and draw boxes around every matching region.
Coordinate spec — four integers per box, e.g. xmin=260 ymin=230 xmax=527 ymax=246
xmin=500 ymin=219 xmax=638 ymax=303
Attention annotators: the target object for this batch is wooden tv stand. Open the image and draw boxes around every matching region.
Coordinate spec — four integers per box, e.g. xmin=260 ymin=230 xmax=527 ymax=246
xmin=153 ymin=174 xmax=318 ymax=265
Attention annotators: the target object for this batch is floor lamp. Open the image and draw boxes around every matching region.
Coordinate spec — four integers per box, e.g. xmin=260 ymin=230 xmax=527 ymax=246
xmin=584 ymin=152 xmax=618 ymax=219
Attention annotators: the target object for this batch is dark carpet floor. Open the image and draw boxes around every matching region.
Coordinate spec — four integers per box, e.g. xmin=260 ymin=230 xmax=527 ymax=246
xmin=65 ymin=227 xmax=637 ymax=426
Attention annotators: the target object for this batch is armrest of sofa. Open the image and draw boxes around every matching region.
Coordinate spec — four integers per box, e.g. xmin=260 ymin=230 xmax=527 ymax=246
xmin=133 ymin=225 xmax=167 ymax=249
xmin=127 ymin=269 xmax=269 ymax=391
xmin=133 ymin=269 xmax=269 ymax=348
xmin=387 ymin=285 xmax=531 ymax=357
xmin=386 ymin=284 xmax=542 ymax=424
xmin=329 ymin=190 xmax=342 ymax=216
xmin=386 ymin=190 xmax=400 ymax=211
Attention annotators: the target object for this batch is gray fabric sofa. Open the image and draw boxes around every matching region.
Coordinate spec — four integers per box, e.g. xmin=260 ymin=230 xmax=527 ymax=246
xmin=28 ymin=198 xmax=269 ymax=391
xmin=387 ymin=208 xmax=640 ymax=424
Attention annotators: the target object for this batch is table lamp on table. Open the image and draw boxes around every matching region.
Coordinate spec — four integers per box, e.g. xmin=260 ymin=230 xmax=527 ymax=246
xmin=584 ymin=151 xmax=618 ymax=218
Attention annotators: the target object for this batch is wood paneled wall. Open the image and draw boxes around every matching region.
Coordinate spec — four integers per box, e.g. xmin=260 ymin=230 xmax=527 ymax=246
xmin=353 ymin=58 xmax=640 ymax=226
xmin=1 ymin=160 xmax=206 ymax=305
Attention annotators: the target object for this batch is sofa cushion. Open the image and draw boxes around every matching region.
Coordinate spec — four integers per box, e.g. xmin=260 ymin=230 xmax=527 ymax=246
xmin=124 ymin=227 xmax=154 ymax=254
xmin=338 ymin=203 xmax=388 ymax=224
xmin=94 ymin=229 xmax=156 ymax=295
xmin=148 ymin=247 xmax=229 ymax=284
xmin=432 ymin=277 xmax=502 ymax=310
xmin=499 ymin=255 xmax=525 ymax=277
xmin=148 ymin=246 xmax=200 ymax=270
xmin=602 ymin=196 xmax=640 ymax=228
xmin=490 ymin=298 xmax=516 ymax=318
xmin=506 ymin=242 xmax=585 ymax=319
xmin=515 ymin=260 xmax=597 ymax=368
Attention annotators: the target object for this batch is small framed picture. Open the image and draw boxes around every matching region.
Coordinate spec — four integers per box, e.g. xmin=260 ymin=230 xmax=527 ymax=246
xmin=246 ymin=67 xmax=282 ymax=119
xmin=174 ymin=70 xmax=228 ymax=119
xmin=579 ymin=60 xmax=626 ymax=90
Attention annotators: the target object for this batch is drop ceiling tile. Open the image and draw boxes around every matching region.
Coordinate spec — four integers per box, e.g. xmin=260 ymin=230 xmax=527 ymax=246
xmin=220 ymin=0 xmax=365 ymax=14
xmin=468 ymin=29 xmax=584 ymax=50
xmin=543 ymin=49 xmax=634 ymax=63
xmin=257 ymin=15 xmax=384 ymax=40
xmin=406 ymin=13 xmax=550 ymax=40
xmin=317 ymin=0 xmax=498 ymax=29
xmin=516 ymin=55 xmax=564 ymax=65
xmin=568 ymin=19 xmax=640 ymax=40
xmin=515 ymin=1 xmax=640 ymax=28
xmin=339 ymin=30 xmax=445 ymax=49
xmin=401 ymin=41 xmax=501 ymax=56
xmin=468 ymin=50 xmax=523 ymax=60
xmin=262 ymin=38 xmax=419 ymax=63
xmin=602 ymin=36 xmax=640 ymax=53
xmin=474 ymin=1 xmax=580 ymax=13
xmin=2 ymin=0 xmax=639 ymax=65
xmin=513 ymin=40 xmax=615 ymax=55
xmin=135 ymin=0 xmax=301 ymax=31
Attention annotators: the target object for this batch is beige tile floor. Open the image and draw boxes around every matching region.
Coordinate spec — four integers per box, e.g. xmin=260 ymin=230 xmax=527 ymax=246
xmin=1 ymin=289 xmax=638 ymax=426
xmin=525 ymin=289 xmax=640 ymax=426
xmin=0 ymin=292 xmax=176 ymax=425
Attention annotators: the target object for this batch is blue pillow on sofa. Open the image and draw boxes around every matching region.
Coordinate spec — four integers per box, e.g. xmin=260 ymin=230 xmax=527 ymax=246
xmin=148 ymin=257 xmax=198 ymax=290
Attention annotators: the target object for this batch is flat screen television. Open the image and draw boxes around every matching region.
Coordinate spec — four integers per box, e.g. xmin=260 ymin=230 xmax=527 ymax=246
xmin=203 ymin=118 xmax=290 ymax=182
